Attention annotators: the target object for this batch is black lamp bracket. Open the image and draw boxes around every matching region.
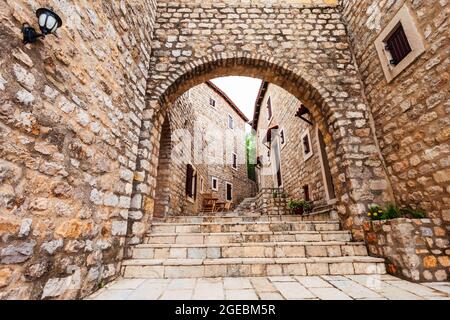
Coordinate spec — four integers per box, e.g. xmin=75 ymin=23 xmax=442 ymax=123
xmin=22 ymin=23 xmax=45 ymax=44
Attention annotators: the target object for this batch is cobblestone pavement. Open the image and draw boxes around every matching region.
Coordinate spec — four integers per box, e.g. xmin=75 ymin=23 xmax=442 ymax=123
xmin=87 ymin=275 xmax=450 ymax=300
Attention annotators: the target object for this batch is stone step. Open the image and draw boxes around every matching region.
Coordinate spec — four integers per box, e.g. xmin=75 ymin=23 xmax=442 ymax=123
xmin=131 ymin=241 xmax=368 ymax=259
xmin=150 ymin=221 xmax=341 ymax=233
xmin=122 ymin=256 xmax=386 ymax=278
xmin=164 ymin=210 xmax=334 ymax=223
xmin=145 ymin=230 xmax=353 ymax=244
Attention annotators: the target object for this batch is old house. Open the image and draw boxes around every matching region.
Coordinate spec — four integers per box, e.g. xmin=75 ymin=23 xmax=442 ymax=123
xmin=252 ymin=82 xmax=336 ymax=208
xmin=153 ymin=81 xmax=256 ymax=218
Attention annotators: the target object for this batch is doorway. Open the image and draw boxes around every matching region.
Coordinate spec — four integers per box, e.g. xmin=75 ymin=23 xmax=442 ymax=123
xmin=317 ymin=128 xmax=336 ymax=201
xmin=154 ymin=117 xmax=172 ymax=218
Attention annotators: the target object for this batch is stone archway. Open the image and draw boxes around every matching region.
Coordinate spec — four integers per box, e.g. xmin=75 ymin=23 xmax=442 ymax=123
xmin=127 ymin=53 xmax=394 ymax=246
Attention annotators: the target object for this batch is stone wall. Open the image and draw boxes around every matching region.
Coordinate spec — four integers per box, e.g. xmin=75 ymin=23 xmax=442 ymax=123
xmin=160 ymin=0 xmax=338 ymax=5
xmin=363 ymin=218 xmax=449 ymax=282
xmin=255 ymin=189 xmax=289 ymax=215
xmin=255 ymin=83 xmax=330 ymax=206
xmin=136 ymin=1 xmax=394 ymax=243
xmin=0 ymin=0 xmax=157 ymax=300
xmin=341 ymin=0 xmax=450 ymax=223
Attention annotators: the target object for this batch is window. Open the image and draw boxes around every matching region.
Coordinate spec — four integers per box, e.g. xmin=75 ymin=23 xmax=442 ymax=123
xmin=228 ymin=114 xmax=234 ymax=130
xmin=267 ymin=97 xmax=273 ymax=121
xmin=225 ymin=182 xmax=233 ymax=201
xmin=232 ymin=153 xmax=238 ymax=170
xmin=375 ymin=4 xmax=426 ymax=83
xmin=211 ymin=177 xmax=218 ymax=191
xmin=186 ymin=164 xmax=197 ymax=199
xmin=303 ymin=185 xmax=310 ymax=202
xmin=301 ymin=130 xmax=313 ymax=161
xmin=209 ymin=98 xmax=216 ymax=107
xmin=386 ymin=24 xmax=412 ymax=65
xmin=200 ymin=176 xmax=204 ymax=194
xmin=280 ymin=129 xmax=286 ymax=146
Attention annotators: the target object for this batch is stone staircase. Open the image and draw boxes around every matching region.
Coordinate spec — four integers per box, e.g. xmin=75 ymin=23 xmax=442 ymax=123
xmin=122 ymin=209 xmax=386 ymax=279
xmin=234 ymin=197 xmax=256 ymax=213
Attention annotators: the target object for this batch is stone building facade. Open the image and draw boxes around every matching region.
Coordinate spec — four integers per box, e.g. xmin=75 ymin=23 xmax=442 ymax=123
xmin=341 ymin=0 xmax=449 ymax=223
xmin=252 ymin=82 xmax=335 ymax=208
xmin=152 ymin=81 xmax=256 ymax=218
xmin=0 ymin=0 xmax=448 ymax=299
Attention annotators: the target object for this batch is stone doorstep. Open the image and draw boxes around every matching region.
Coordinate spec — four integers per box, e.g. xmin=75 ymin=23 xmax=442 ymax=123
xmin=122 ymin=256 xmax=385 ymax=267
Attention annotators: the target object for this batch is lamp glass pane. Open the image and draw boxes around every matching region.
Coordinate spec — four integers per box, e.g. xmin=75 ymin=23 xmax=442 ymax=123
xmin=39 ymin=13 xmax=47 ymax=28
xmin=46 ymin=15 xmax=56 ymax=30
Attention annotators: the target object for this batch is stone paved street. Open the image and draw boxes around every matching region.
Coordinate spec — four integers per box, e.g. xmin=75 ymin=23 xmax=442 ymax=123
xmin=87 ymin=275 xmax=450 ymax=300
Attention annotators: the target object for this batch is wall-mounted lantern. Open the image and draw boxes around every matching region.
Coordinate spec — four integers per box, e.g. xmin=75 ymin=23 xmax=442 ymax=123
xmin=295 ymin=104 xmax=313 ymax=126
xmin=22 ymin=8 xmax=63 ymax=44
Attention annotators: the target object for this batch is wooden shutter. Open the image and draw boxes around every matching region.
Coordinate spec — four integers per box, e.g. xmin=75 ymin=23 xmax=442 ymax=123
xmin=186 ymin=164 xmax=193 ymax=197
xmin=386 ymin=24 xmax=412 ymax=65
xmin=303 ymin=185 xmax=310 ymax=202
xmin=267 ymin=98 xmax=272 ymax=120
xmin=193 ymin=171 xmax=197 ymax=200
xmin=303 ymin=135 xmax=311 ymax=155
xmin=226 ymin=183 xmax=232 ymax=201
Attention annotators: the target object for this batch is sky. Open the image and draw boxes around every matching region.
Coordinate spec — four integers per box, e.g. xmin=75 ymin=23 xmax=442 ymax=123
xmin=210 ymin=76 xmax=262 ymax=123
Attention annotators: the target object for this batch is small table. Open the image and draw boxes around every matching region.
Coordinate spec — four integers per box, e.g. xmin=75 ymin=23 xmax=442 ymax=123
xmin=215 ymin=202 xmax=226 ymax=212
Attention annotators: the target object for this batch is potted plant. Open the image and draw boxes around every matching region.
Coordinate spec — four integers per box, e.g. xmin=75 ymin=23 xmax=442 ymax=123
xmin=288 ymin=199 xmax=311 ymax=215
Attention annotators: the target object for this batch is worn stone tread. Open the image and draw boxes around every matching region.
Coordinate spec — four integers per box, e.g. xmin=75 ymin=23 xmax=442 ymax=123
xmin=122 ymin=256 xmax=385 ymax=266
xmin=135 ymin=241 xmax=365 ymax=248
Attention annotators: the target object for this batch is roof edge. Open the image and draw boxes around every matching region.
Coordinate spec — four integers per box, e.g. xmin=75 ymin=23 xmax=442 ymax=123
xmin=205 ymin=81 xmax=249 ymax=123
xmin=251 ymin=81 xmax=269 ymax=131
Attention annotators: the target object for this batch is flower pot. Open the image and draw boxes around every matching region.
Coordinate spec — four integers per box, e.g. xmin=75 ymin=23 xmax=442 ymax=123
xmin=293 ymin=207 xmax=304 ymax=215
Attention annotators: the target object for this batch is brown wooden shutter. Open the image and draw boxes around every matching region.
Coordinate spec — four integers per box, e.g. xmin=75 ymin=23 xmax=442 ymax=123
xmin=226 ymin=183 xmax=232 ymax=201
xmin=193 ymin=172 xmax=197 ymax=200
xmin=267 ymin=98 xmax=272 ymax=120
xmin=303 ymin=135 xmax=311 ymax=154
xmin=186 ymin=164 xmax=193 ymax=197
xmin=303 ymin=185 xmax=310 ymax=202
xmin=386 ymin=24 xmax=412 ymax=65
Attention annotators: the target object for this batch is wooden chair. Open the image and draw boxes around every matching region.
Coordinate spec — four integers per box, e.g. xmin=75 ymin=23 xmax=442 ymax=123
xmin=224 ymin=201 xmax=232 ymax=212
xmin=214 ymin=201 xmax=225 ymax=212
xmin=202 ymin=193 xmax=218 ymax=213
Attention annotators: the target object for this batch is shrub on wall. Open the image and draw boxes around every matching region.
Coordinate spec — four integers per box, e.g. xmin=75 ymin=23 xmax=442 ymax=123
xmin=367 ymin=203 xmax=427 ymax=221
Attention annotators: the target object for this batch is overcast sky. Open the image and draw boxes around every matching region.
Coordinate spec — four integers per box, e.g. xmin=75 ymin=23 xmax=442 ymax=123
xmin=210 ymin=76 xmax=262 ymax=123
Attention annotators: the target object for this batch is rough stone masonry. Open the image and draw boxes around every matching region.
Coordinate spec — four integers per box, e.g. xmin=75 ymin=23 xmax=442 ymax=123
xmin=0 ymin=0 xmax=448 ymax=299
xmin=0 ymin=0 xmax=157 ymax=299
